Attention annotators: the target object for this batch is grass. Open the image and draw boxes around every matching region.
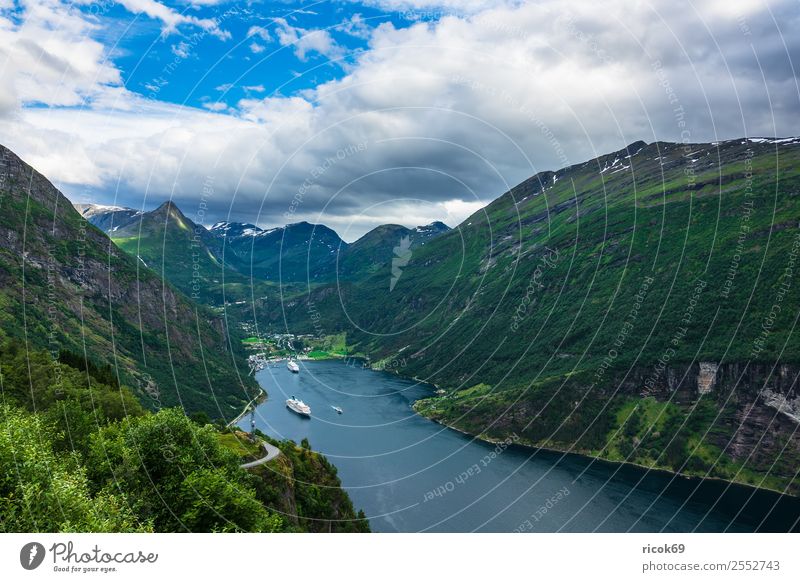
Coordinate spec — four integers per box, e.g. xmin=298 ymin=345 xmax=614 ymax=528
xmin=216 ymin=431 xmax=262 ymax=459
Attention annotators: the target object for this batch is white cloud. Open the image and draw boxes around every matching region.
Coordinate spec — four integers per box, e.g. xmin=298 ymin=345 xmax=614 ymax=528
xmin=1 ymin=0 xmax=798 ymax=239
xmin=272 ymin=17 xmax=343 ymax=61
xmin=249 ymin=41 xmax=265 ymax=54
xmin=0 ymin=0 xmax=121 ymax=112
xmin=171 ymin=41 xmax=191 ymax=58
xmin=338 ymin=13 xmax=375 ymax=39
xmin=247 ymin=25 xmax=271 ymax=42
xmin=202 ymin=101 xmax=229 ymax=112
xmin=115 ymin=0 xmax=231 ymax=39
xmin=354 ymin=0 xmax=520 ymax=17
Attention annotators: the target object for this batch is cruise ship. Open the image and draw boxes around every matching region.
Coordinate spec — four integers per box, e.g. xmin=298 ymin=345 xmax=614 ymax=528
xmin=287 ymin=359 xmax=300 ymax=373
xmin=286 ymin=396 xmax=311 ymax=417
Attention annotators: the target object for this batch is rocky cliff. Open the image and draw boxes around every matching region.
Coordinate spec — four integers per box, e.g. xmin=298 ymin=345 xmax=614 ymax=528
xmin=0 ymin=144 xmax=258 ymax=418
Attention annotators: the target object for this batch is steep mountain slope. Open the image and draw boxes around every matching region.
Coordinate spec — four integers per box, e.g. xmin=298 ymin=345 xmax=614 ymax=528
xmin=109 ymin=201 xmax=240 ymax=302
xmin=337 ymin=221 xmax=451 ymax=281
xmin=0 ymin=344 xmax=369 ymax=532
xmin=79 ymin=204 xmax=283 ymax=304
xmin=266 ymin=137 xmax=800 ymax=493
xmin=0 ymin=144 xmax=258 ymax=418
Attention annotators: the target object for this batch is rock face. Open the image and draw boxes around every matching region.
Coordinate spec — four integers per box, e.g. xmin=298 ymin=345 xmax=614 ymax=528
xmin=618 ymin=361 xmax=800 ymax=480
xmin=0 ymin=144 xmax=257 ymax=417
xmin=697 ymin=362 xmax=719 ymax=395
xmin=762 ymin=388 xmax=800 ymax=424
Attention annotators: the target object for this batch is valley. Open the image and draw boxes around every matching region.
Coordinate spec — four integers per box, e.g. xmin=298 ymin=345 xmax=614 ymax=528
xmin=3 ymin=135 xmax=800 ymax=533
xmin=77 ymin=138 xmax=800 ymax=498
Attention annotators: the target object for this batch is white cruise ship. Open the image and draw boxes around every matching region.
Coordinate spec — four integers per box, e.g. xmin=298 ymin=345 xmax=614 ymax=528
xmin=286 ymin=396 xmax=311 ymax=417
xmin=287 ymin=359 xmax=300 ymax=373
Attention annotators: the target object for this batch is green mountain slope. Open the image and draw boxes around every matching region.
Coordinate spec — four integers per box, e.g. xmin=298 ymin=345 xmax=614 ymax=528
xmin=269 ymin=137 xmax=800 ymax=494
xmin=222 ymin=221 xmax=345 ymax=282
xmin=0 ymin=144 xmax=258 ymax=418
xmin=337 ymin=221 xmax=450 ymax=281
xmin=108 ymin=201 xmax=243 ymax=303
xmin=0 ymin=345 xmax=368 ymax=532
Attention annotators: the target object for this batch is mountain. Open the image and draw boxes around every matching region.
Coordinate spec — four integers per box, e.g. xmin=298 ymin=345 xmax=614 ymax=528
xmin=209 ymin=221 xmax=264 ymax=238
xmin=0 ymin=144 xmax=258 ymax=418
xmin=265 ymin=136 xmax=800 ymax=494
xmin=85 ymin=202 xmax=451 ymax=293
xmin=108 ymin=201 xmax=235 ymax=297
xmin=75 ymin=203 xmax=143 ymax=233
xmin=221 ymin=220 xmax=345 ymax=282
xmin=79 ymin=205 xmax=345 ymax=300
xmin=215 ymin=219 xmax=450 ymax=283
xmin=77 ymin=201 xmax=259 ymax=303
xmin=337 ymin=221 xmax=451 ymax=281
xmin=1 ymin=152 xmax=368 ymax=532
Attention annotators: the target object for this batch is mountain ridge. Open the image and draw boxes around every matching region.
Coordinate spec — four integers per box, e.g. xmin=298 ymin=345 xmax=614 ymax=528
xmin=78 ymin=202 xmax=452 ymax=291
xmin=0 ymin=143 xmax=258 ymax=418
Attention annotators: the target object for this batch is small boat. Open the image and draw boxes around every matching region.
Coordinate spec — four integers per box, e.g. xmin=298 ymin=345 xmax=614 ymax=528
xmin=287 ymin=359 xmax=300 ymax=373
xmin=286 ymin=396 xmax=311 ymax=417
xmin=332 ymin=405 xmax=343 ymax=414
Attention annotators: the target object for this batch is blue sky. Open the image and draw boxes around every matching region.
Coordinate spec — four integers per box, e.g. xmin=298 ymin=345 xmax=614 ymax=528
xmin=1 ymin=0 xmax=797 ymax=239
xmin=107 ymin=2 xmax=397 ymax=110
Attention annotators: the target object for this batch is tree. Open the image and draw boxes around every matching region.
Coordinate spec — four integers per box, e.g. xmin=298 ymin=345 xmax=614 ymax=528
xmin=87 ymin=408 xmax=283 ymax=532
xmin=0 ymin=405 xmax=149 ymax=532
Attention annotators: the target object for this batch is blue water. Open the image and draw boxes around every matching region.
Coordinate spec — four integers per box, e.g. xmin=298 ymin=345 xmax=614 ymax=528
xmin=242 ymin=360 xmax=800 ymax=532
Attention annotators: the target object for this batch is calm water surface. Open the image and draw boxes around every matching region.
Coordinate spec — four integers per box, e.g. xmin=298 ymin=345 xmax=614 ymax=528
xmin=241 ymin=360 xmax=800 ymax=532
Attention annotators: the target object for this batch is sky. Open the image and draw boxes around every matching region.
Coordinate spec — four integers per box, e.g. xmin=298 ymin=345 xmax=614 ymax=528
xmin=0 ymin=0 xmax=798 ymax=241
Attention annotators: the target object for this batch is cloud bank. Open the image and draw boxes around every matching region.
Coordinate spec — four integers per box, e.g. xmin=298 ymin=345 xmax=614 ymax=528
xmin=1 ymin=0 xmax=798 ymax=239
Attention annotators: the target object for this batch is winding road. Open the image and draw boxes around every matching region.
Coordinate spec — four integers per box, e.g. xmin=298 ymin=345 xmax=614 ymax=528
xmin=240 ymin=440 xmax=281 ymax=469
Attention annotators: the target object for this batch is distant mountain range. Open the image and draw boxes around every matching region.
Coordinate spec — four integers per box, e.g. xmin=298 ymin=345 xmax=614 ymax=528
xmin=76 ymin=200 xmax=452 ymax=297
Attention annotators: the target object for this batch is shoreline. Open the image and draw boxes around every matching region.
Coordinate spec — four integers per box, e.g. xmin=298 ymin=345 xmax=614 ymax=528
xmin=414 ymin=407 xmax=798 ymax=502
xmin=267 ymin=357 xmax=799 ymax=502
xmin=226 ymin=387 xmax=267 ymax=428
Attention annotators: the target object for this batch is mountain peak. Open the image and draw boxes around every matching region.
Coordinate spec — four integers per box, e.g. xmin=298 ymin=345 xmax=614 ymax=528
xmin=210 ymin=221 xmax=263 ymax=238
xmin=624 ymin=140 xmax=648 ymax=154
xmin=155 ymin=200 xmax=181 ymax=213
xmin=151 ymin=201 xmax=193 ymax=226
xmin=415 ymin=221 xmax=450 ymax=232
